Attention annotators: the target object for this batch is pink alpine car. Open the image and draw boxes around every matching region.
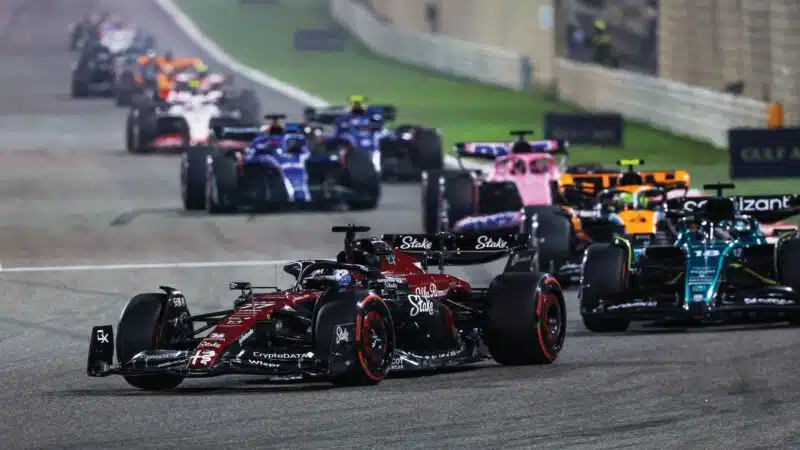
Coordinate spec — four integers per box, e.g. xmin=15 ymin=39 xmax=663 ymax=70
xmin=421 ymin=130 xmax=569 ymax=234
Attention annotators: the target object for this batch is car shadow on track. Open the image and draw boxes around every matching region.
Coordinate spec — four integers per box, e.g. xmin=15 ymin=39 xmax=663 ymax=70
xmin=568 ymin=322 xmax=797 ymax=338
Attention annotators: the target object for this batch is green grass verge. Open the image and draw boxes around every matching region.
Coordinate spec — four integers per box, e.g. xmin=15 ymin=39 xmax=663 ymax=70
xmin=173 ymin=0 xmax=794 ymax=200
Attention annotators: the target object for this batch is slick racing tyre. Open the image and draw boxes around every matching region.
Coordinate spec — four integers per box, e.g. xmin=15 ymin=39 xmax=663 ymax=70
xmin=70 ymin=73 xmax=89 ymax=98
xmin=523 ymin=206 xmax=571 ymax=284
xmin=410 ymin=128 xmax=443 ymax=172
xmin=126 ymin=107 xmax=156 ymax=153
xmin=421 ymin=170 xmax=443 ymax=234
xmin=117 ymin=293 xmax=188 ymax=390
xmin=777 ymin=238 xmax=800 ymax=325
xmin=181 ymin=149 xmax=211 ymax=210
xmin=484 ymin=272 xmax=566 ymax=365
xmin=579 ymin=243 xmax=631 ymax=332
xmin=343 ymin=149 xmax=381 ymax=210
xmin=314 ymin=290 xmax=395 ymax=386
xmin=115 ymin=73 xmax=135 ymax=107
xmin=206 ymin=154 xmax=239 ymax=214
xmin=441 ymin=172 xmax=475 ymax=230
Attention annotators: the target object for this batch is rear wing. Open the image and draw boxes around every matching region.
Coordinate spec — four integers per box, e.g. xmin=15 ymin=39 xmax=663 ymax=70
xmin=560 ymin=170 xmax=691 ymax=194
xmin=454 ymin=140 xmax=568 ymax=161
xmin=212 ymin=126 xmax=260 ymax=143
xmin=666 ymin=194 xmax=800 ymax=224
xmin=302 ymin=105 xmax=396 ymax=124
xmin=211 ymin=122 xmax=308 ymax=142
xmin=381 ymin=231 xmax=533 ymax=271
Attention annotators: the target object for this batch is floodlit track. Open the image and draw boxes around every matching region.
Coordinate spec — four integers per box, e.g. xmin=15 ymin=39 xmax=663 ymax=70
xmin=0 ymin=1 xmax=797 ymax=448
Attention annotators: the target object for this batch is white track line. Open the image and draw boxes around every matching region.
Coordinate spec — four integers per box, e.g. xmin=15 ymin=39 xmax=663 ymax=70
xmin=0 ymin=260 xmax=294 ymax=273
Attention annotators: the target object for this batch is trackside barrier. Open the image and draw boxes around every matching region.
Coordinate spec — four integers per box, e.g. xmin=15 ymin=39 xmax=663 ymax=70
xmin=554 ymin=60 xmax=769 ymax=148
xmin=331 ymin=0 xmax=771 ymax=149
xmin=329 ymin=0 xmax=531 ymax=91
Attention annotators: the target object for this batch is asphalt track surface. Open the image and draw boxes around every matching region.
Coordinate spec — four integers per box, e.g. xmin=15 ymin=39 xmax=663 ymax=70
xmin=0 ymin=1 xmax=798 ymax=449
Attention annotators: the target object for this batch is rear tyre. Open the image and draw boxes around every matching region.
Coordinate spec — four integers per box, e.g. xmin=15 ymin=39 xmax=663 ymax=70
xmin=314 ymin=291 xmax=395 ymax=386
xmin=206 ymin=154 xmax=239 ymax=214
xmin=411 ymin=128 xmax=443 ymax=172
xmin=421 ymin=170 xmax=443 ymax=234
xmin=343 ymin=149 xmax=381 ymax=210
xmin=181 ymin=149 xmax=211 ymax=210
xmin=524 ymin=206 xmax=572 ymax=285
xmin=579 ymin=243 xmax=631 ymax=332
xmin=777 ymin=238 xmax=800 ymax=326
xmin=442 ymin=172 xmax=475 ymax=229
xmin=71 ymin=75 xmax=89 ymax=98
xmin=117 ymin=293 xmax=185 ymax=390
xmin=485 ymin=272 xmax=566 ymax=365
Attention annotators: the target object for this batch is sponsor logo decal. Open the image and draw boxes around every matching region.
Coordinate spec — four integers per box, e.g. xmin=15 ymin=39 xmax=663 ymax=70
xmin=475 ymin=235 xmax=508 ymax=250
xmin=238 ymin=329 xmax=254 ymax=345
xmin=399 ymin=236 xmax=432 ymax=250
xmin=143 ymin=351 xmax=184 ymax=361
xmin=744 ymin=297 xmax=794 ymax=305
xmin=199 ymin=342 xmax=222 ymax=349
xmin=247 ymin=359 xmax=280 ymax=368
xmin=188 ymin=349 xmax=216 ymax=366
xmin=607 ymin=301 xmax=657 ymax=310
xmin=252 ymin=352 xmax=314 ymax=360
xmin=413 ymin=283 xmax=445 ymax=298
xmin=682 ymin=195 xmax=793 ymax=213
xmin=334 ymin=325 xmax=350 ymax=345
xmin=170 ymin=293 xmax=186 ymax=308
xmin=207 ymin=333 xmax=226 ymax=341
xmin=408 ymin=294 xmax=434 ymax=317
xmin=510 ymin=253 xmax=532 ymax=266
xmin=95 ymin=329 xmax=110 ymax=344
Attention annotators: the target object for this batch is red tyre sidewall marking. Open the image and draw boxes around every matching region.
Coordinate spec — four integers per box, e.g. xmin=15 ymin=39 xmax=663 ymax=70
xmin=536 ymin=275 xmax=561 ymax=361
xmin=355 ymin=294 xmax=388 ymax=382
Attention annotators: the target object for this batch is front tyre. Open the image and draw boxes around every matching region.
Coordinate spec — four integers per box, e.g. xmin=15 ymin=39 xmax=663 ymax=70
xmin=314 ymin=291 xmax=395 ymax=386
xmin=579 ymin=243 xmax=631 ymax=332
xmin=777 ymin=238 xmax=800 ymax=326
xmin=116 ymin=293 xmax=186 ymax=390
xmin=181 ymin=149 xmax=210 ymax=210
xmin=485 ymin=272 xmax=566 ymax=365
xmin=206 ymin=154 xmax=239 ymax=214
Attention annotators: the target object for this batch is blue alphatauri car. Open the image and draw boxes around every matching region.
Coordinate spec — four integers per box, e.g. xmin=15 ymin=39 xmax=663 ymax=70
xmin=578 ymin=183 xmax=800 ymax=332
xmin=180 ymin=114 xmax=381 ymax=213
xmin=303 ymin=95 xmax=443 ymax=180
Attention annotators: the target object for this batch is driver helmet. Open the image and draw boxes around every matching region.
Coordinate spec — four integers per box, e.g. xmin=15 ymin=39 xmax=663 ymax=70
xmin=530 ymin=158 xmax=551 ymax=174
xmin=285 ymin=136 xmax=304 ymax=153
xmin=348 ymin=95 xmax=367 ymax=114
xmin=613 ymin=191 xmax=637 ymax=210
xmin=195 ymin=62 xmax=209 ymax=78
xmin=173 ymin=73 xmax=195 ymax=92
xmin=302 ymin=268 xmax=352 ymax=290
xmin=263 ymin=122 xmax=284 ymax=135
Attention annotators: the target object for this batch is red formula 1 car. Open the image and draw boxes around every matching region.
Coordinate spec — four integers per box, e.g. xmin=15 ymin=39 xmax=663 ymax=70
xmin=87 ymin=225 xmax=566 ymax=389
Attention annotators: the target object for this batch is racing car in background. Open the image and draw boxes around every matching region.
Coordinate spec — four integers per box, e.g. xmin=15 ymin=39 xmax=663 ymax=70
xmin=126 ymin=74 xmax=260 ymax=154
xmin=181 ymin=117 xmax=381 ymax=212
xmin=553 ymin=159 xmax=696 ymax=250
xmin=421 ymin=130 xmax=600 ymax=285
xmin=70 ymin=22 xmax=153 ymax=98
xmin=580 ymin=184 xmax=800 ymax=332
xmin=86 ymin=225 xmax=565 ymax=389
xmin=303 ymin=96 xmax=443 ymax=180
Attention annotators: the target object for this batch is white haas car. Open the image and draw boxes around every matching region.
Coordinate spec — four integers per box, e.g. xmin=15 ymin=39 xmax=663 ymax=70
xmin=125 ymin=91 xmax=248 ymax=153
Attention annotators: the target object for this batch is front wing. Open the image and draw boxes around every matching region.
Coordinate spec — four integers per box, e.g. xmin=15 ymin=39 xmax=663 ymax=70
xmin=87 ymin=325 xmax=480 ymax=381
xmin=582 ymin=286 xmax=800 ymax=323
